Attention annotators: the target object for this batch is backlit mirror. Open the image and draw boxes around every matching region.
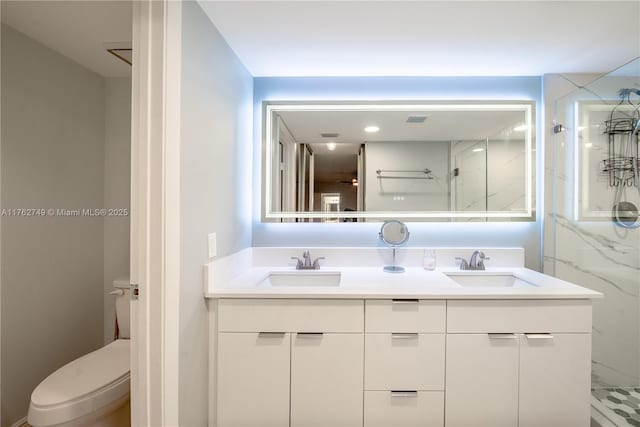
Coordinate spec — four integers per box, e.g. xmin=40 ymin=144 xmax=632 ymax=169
xmin=263 ymin=101 xmax=535 ymax=222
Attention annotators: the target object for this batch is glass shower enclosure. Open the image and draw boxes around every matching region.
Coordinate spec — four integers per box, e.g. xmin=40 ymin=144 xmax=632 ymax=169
xmin=547 ymin=58 xmax=640 ymax=426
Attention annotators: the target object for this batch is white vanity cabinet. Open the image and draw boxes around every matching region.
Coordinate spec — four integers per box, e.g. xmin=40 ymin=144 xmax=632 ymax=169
xmin=214 ymin=299 xmax=364 ymax=427
xmin=445 ymin=300 xmax=592 ymax=427
xmin=211 ymin=298 xmax=593 ymax=427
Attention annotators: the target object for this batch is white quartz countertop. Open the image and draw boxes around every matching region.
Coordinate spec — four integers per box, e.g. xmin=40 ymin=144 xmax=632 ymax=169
xmin=206 ymin=266 xmax=603 ymax=300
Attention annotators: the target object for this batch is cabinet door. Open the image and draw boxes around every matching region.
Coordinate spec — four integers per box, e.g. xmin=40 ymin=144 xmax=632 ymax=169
xmin=217 ymin=332 xmax=290 ymax=427
xmin=519 ymin=333 xmax=591 ymax=427
xmin=445 ymin=334 xmax=519 ymax=427
xmin=291 ymin=333 xmax=364 ymax=427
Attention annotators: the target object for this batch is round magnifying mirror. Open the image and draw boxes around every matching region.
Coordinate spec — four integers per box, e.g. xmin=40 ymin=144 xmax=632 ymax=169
xmin=380 ymin=220 xmax=410 ymax=246
xmin=379 ymin=220 xmax=409 ymax=273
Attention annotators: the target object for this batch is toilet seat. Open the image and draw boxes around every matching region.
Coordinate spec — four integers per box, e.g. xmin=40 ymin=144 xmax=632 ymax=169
xmin=28 ymin=339 xmax=130 ymax=427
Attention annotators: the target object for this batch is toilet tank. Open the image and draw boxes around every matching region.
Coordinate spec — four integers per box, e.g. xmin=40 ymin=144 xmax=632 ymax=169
xmin=113 ymin=277 xmax=131 ymax=339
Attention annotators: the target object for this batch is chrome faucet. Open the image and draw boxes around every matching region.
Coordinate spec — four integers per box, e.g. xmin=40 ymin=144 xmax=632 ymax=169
xmin=291 ymin=250 xmax=325 ymax=270
xmin=456 ymin=250 xmax=490 ymax=270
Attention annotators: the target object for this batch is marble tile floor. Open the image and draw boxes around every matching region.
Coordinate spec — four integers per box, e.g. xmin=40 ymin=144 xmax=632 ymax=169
xmin=592 ymin=388 xmax=640 ymax=426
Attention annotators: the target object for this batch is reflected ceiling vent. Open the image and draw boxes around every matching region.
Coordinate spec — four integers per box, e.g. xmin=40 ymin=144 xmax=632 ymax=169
xmin=406 ymin=115 xmax=428 ymax=123
xmin=321 ymin=132 xmax=340 ymax=138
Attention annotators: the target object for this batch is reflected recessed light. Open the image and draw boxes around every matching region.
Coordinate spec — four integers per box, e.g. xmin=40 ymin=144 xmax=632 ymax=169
xmin=364 ymin=126 xmax=380 ymax=133
xmin=472 ymin=148 xmax=485 ymax=152
xmin=327 ymin=142 xmax=337 ymax=151
xmin=513 ymin=124 xmax=529 ymax=132
xmin=585 ymin=142 xmax=593 ymax=148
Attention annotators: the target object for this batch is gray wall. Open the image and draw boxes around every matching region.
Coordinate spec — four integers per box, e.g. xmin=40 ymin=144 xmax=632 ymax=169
xmin=103 ymin=78 xmax=131 ymax=344
xmin=365 ymin=141 xmax=450 ymax=212
xmin=1 ymin=24 xmax=106 ymax=425
xmin=179 ymin=2 xmax=253 ymax=425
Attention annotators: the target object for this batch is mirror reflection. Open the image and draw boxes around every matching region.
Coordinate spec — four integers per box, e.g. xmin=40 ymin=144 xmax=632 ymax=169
xmin=264 ymin=102 xmax=534 ymax=221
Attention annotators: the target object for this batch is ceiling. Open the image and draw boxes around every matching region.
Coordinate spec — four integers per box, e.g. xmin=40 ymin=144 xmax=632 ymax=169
xmin=2 ymin=1 xmax=637 ymax=79
xmin=279 ymin=109 xmax=526 ymax=145
xmin=199 ymin=0 xmax=640 ymax=77
xmin=1 ymin=1 xmax=132 ymax=78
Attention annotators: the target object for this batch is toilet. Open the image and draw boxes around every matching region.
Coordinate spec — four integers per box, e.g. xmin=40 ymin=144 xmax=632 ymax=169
xmin=28 ymin=278 xmax=131 ymax=427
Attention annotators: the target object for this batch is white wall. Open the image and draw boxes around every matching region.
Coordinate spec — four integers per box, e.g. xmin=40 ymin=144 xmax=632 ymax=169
xmin=180 ymin=2 xmax=253 ymax=424
xmin=1 ymin=24 xmax=105 ymax=425
xmin=103 ymin=78 xmax=131 ymax=344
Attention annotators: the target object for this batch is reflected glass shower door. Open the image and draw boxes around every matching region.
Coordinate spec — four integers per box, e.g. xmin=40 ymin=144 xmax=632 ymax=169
xmin=548 ymin=58 xmax=640 ymax=426
xmin=452 ymin=140 xmax=488 ymax=213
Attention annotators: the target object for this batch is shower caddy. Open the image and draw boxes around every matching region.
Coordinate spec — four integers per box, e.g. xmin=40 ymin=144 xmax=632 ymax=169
xmin=602 ymin=89 xmax=640 ymax=227
xmin=602 ymin=89 xmax=640 ymax=187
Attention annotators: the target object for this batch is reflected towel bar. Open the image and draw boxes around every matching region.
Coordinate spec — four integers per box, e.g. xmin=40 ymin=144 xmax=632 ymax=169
xmin=376 ymin=169 xmax=433 ymax=180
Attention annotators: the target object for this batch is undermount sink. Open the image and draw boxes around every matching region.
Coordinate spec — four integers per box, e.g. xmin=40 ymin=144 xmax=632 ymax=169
xmin=263 ymin=271 xmax=342 ymax=287
xmin=445 ymin=272 xmax=536 ymax=288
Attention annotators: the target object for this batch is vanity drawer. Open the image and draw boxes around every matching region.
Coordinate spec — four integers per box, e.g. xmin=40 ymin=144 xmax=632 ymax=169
xmin=218 ymin=299 xmax=364 ymax=332
xmin=447 ymin=300 xmax=592 ymax=333
xmin=364 ymin=391 xmax=444 ymax=427
xmin=365 ymin=333 xmax=445 ymax=391
xmin=365 ymin=300 xmax=445 ymax=333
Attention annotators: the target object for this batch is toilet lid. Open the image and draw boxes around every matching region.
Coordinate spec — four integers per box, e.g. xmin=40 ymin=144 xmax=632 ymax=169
xmin=28 ymin=339 xmax=130 ymax=427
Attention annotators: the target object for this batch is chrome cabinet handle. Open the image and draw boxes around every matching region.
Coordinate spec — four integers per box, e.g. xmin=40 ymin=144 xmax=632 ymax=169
xmin=488 ymin=333 xmax=518 ymax=339
xmin=258 ymin=332 xmax=286 ymax=337
xmin=525 ymin=333 xmax=554 ymax=340
xmin=391 ymin=391 xmax=418 ymax=397
xmin=391 ymin=299 xmax=419 ymax=304
xmin=391 ymin=333 xmax=419 ymax=339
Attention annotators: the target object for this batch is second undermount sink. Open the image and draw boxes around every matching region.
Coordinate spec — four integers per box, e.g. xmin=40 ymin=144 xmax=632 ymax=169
xmin=263 ymin=271 xmax=342 ymax=287
xmin=445 ymin=272 xmax=537 ymax=288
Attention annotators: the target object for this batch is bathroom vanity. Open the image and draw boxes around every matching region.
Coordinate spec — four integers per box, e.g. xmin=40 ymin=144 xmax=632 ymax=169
xmin=205 ymin=248 xmax=600 ymax=427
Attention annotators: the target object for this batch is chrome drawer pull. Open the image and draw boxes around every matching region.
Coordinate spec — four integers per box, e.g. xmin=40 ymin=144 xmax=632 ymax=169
xmin=391 ymin=299 xmax=419 ymax=304
xmin=488 ymin=333 xmax=517 ymax=339
xmin=258 ymin=332 xmax=286 ymax=337
xmin=525 ymin=333 xmax=554 ymax=340
xmin=391 ymin=333 xmax=419 ymax=339
xmin=391 ymin=391 xmax=418 ymax=397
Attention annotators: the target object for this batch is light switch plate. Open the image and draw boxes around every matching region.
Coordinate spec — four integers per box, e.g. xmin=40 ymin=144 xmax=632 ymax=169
xmin=208 ymin=233 xmax=217 ymax=258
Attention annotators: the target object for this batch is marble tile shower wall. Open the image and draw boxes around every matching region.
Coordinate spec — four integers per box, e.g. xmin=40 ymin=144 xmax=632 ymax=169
xmin=544 ymin=67 xmax=640 ymax=389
